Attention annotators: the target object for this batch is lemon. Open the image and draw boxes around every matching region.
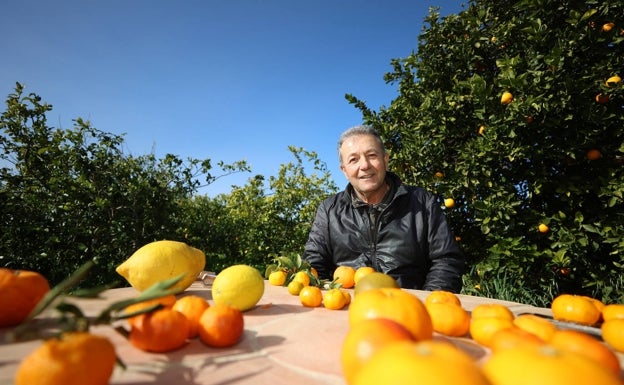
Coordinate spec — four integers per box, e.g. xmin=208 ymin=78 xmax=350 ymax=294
xmin=116 ymin=240 xmax=205 ymax=292
xmin=211 ymin=265 xmax=265 ymax=311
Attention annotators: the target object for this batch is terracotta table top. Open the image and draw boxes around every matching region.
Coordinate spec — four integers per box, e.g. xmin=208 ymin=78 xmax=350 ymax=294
xmin=1 ymin=280 xmax=622 ymax=384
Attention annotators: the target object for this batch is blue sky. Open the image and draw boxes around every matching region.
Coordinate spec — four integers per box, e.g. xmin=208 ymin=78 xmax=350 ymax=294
xmin=1 ymin=1 xmax=465 ymax=196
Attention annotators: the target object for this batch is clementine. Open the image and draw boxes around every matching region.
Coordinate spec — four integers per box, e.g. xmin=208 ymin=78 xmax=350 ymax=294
xmin=602 ymin=304 xmax=624 ymax=321
xmin=15 ymin=332 xmax=116 ymax=385
xmin=551 ymin=294 xmax=601 ymax=326
xmin=299 ymin=286 xmax=323 ymax=307
xmin=323 ymin=288 xmax=347 ymax=310
xmin=0 ymin=268 xmax=50 ymax=327
xmin=348 ymin=288 xmax=433 ymax=340
xmin=172 ymin=295 xmax=210 ymax=338
xmin=512 ymin=314 xmax=557 ymax=341
xmin=425 ymin=290 xmax=461 ymax=306
xmin=334 ymin=265 xmax=356 ymax=289
xmin=489 ymin=327 xmax=545 ymax=352
xmin=353 ymin=266 xmax=375 ymax=285
xmin=123 ymin=294 xmax=177 ymax=328
xmin=471 ymin=303 xmax=515 ymax=321
xmin=470 ymin=317 xmax=515 ymax=348
xmin=602 ymin=319 xmax=624 ymax=353
xmin=340 ymin=318 xmax=414 ymax=384
xmin=198 ymin=303 xmax=244 ymax=348
xmin=129 ymin=307 xmax=190 ymax=352
xmin=550 ymin=329 xmax=621 ymax=376
xmin=425 ymin=302 xmax=470 ymax=337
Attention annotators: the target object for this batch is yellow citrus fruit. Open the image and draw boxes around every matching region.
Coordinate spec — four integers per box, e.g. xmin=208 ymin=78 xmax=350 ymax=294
xmin=489 ymin=327 xmax=545 ymax=352
xmin=606 ymin=74 xmax=621 ymax=86
xmin=434 ymin=171 xmax=444 ymax=178
xmin=471 ymin=303 xmax=515 ymax=321
xmin=538 ymin=223 xmax=549 ymax=233
xmin=172 ymin=295 xmax=210 ymax=338
xmin=478 ymin=125 xmax=486 ymax=135
xmin=268 ymin=270 xmax=287 ymax=286
xmin=353 ymin=266 xmax=375 ymax=285
xmin=602 ymin=22 xmax=615 ymax=32
xmin=342 ymin=290 xmax=352 ymax=306
xmin=470 ymin=317 xmax=515 ymax=348
xmin=501 ymin=91 xmax=513 ymax=105
xmin=512 ymin=314 xmax=557 ymax=342
xmin=299 ymin=286 xmax=323 ymax=307
xmin=292 ymin=271 xmax=311 ymax=287
xmin=15 ymin=332 xmax=116 ymax=385
xmin=425 ymin=302 xmax=470 ymax=337
xmin=323 ymin=288 xmax=347 ymax=310
xmin=425 ymin=290 xmax=461 ymax=306
xmin=444 ymin=198 xmax=455 ymax=208
xmin=211 ymin=265 xmax=265 ymax=311
xmin=482 ymin=345 xmax=623 ymax=385
xmin=550 ymin=329 xmax=621 ymax=376
xmin=352 ymin=340 xmax=491 ymax=385
xmin=602 ymin=319 xmax=624 ymax=353
xmin=287 ymin=280 xmax=304 ymax=295
xmin=116 ymin=240 xmax=205 ymax=292
xmin=354 ymin=272 xmax=399 ymax=296
xmin=551 ymin=294 xmax=601 ymax=326
xmin=602 ymin=303 xmax=624 ymax=321
xmin=333 ymin=265 xmax=356 ymax=289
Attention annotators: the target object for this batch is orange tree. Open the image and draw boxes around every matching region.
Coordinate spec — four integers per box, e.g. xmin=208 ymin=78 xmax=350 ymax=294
xmin=348 ymin=1 xmax=624 ymax=305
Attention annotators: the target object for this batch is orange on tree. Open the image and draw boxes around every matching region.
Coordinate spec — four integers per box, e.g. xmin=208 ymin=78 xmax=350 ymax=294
xmin=15 ymin=332 xmax=117 ymax=385
xmin=482 ymin=344 xmax=623 ymax=385
xmin=471 ymin=303 xmax=515 ymax=321
xmin=478 ymin=125 xmax=486 ymax=135
xmin=538 ymin=223 xmax=550 ymax=233
xmin=602 ymin=23 xmax=615 ymax=32
xmin=128 ymin=307 xmax=190 ymax=352
xmin=348 ymin=288 xmax=433 ymax=341
xmin=512 ymin=314 xmax=557 ymax=342
xmin=551 ymin=294 xmax=602 ymax=326
xmin=340 ymin=318 xmax=414 ymax=384
xmin=323 ymin=288 xmax=348 ymax=310
xmin=353 ymin=266 xmax=375 ymax=285
xmin=333 ymin=265 xmax=356 ymax=289
xmin=425 ymin=290 xmax=461 ymax=306
xmin=0 ymin=268 xmax=50 ymax=327
xmin=299 ymin=285 xmax=323 ymax=307
xmin=425 ymin=302 xmax=470 ymax=337
xmin=489 ymin=327 xmax=545 ymax=352
xmin=172 ymin=295 xmax=210 ymax=338
xmin=586 ymin=149 xmax=602 ymax=161
xmin=444 ymin=198 xmax=455 ymax=208
xmin=352 ymin=340 xmax=491 ymax=385
xmin=500 ymin=91 xmax=514 ymax=105
xmin=469 ymin=316 xmax=515 ymax=348
xmin=198 ymin=303 xmax=244 ymax=348
xmin=550 ymin=329 xmax=621 ymax=376
xmin=601 ymin=319 xmax=624 ymax=353
xmin=606 ymin=74 xmax=621 ymax=86
xmin=596 ymin=93 xmax=610 ymax=104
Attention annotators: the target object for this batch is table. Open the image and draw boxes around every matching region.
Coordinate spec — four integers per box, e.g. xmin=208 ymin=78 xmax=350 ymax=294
xmin=1 ymin=280 xmax=622 ymax=384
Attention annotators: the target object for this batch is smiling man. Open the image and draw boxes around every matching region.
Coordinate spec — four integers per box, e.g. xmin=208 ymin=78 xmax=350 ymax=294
xmin=303 ymin=125 xmax=465 ymax=293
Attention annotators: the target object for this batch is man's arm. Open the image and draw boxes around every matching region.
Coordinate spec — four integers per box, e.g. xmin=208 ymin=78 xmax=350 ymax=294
xmin=302 ymin=201 xmax=333 ymax=280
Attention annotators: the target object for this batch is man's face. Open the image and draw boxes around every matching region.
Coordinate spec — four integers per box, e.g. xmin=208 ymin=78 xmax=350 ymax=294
xmin=339 ymin=134 xmax=389 ymax=198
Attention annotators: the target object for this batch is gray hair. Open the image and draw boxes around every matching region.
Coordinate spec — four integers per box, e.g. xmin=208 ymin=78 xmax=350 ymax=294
xmin=338 ymin=125 xmax=385 ymax=162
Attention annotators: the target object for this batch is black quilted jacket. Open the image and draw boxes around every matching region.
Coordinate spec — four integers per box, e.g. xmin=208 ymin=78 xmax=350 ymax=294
xmin=303 ymin=172 xmax=465 ymax=293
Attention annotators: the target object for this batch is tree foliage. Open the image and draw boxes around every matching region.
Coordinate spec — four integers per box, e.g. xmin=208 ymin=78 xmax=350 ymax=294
xmin=348 ymin=0 xmax=624 ymax=304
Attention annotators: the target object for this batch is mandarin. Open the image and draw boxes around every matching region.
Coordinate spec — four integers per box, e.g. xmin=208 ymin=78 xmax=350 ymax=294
xmin=425 ymin=302 xmax=470 ymax=337
xmin=129 ymin=307 xmax=190 ymax=352
xmin=489 ymin=327 xmax=545 ymax=352
xmin=471 ymin=303 xmax=515 ymax=321
xmin=602 ymin=319 xmax=624 ymax=353
xmin=550 ymin=329 xmax=621 ymax=376
xmin=323 ymin=288 xmax=347 ymax=310
xmin=470 ymin=317 xmax=515 ymax=348
xmin=425 ymin=290 xmax=461 ymax=306
xmin=353 ymin=266 xmax=375 ymax=285
xmin=172 ymin=295 xmax=210 ymax=338
xmin=551 ymin=294 xmax=602 ymax=326
xmin=0 ymin=268 xmax=50 ymax=327
xmin=123 ymin=294 xmax=177 ymax=328
xmin=602 ymin=304 xmax=624 ymax=321
xmin=198 ymin=303 xmax=244 ymax=347
xmin=333 ymin=265 xmax=356 ymax=289
xmin=513 ymin=314 xmax=557 ymax=341
xmin=299 ymin=285 xmax=323 ymax=307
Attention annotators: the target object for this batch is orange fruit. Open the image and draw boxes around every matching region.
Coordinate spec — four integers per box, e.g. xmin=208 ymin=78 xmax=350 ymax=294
xmin=172 ymin=295 xmax=210 ymax=338
xmin=333 ymin=265 xmax=356 ymax=289
xmin=310 ymin=267 xmax=319 ymax=278
xmin=602 ymin=319 xmax=624 ymax=353
xmin=354 ymin=272 xmax=399 ymax=296
xmin=292 ymin=270 xmax=311 ymax=287
xmin=501 ymin=91 xmax=514 ymax=105
xmin=198 ymin=303 xmax=244 ymax=347
xmin=425 ymin=290 xmax=461 ymax=306
xmin=349 ymin=288 xmax=433 ymax=341
xmin=478 ymin=125 xmax=486 ymax=135
xmin=352 ymin=340 xmax=491 ymax=385
xmin=606 ymin=74 xmax=621 ymax=86
xmin=299 ymin=285 xmax=323 ymax=307
xmin=124 ymin=294 xmax=177 ymax=328
xmin=586 ymin=149 xmax=602 ymax=161
xmin=287 ymin=280 xmax=304 ymax=295
xmin=444 ymin=198 xmax=455 ymax=208
xmin=323 ymin=288 xmax=347 ymax=310
xmin=470 ymin=317 xmax=515 ymax=348
xmin=471 ymin=303 xmax=515 ymax=321
xmin=602 ymin=303 xmax=624 ymax=321
xmin=342 ymin=290 xmax=352 ymax=306
xmin=0 ymin=268 xmax=50 ymax=327
xmin=489 ymin=327 xmax=545 ymax=352
xmin=268 ymin=270 xmax=287 ymax=286
xmin=596 ymin=93 xmax=610 ymax=104
xmin=129 ymin=307 xmax=190 ymax=352
xmin=482 ymin=345 xmax=623 ymax=385
xmin=425 ymin=302 xmax=470 ymax=337
xmin=353 ymin=266 xmax=375 ymax=285
xmin=602 ymin=23 xmax=615 ymax=32
xmin=340 ymin=318 xmax=414 ymax=384
xmin=15 ymin=332 xmax=116 ymax=385
xmin=550 ymin=329 xmax=621 ymax=376
xmin=538 ymin=223 xmax=550 ymax=233
xmin=551 ymin=294 xmax=602 ymax=325
xmin=512 ymin=314 xmax=557 ymax=341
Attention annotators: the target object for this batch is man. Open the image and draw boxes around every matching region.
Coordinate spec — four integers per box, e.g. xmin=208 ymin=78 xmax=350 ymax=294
xmin=303 ymin=125 xmax=465 ymax=293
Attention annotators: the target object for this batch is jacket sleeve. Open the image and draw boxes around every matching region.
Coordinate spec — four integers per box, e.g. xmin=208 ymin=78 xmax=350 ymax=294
xmin=422 ymin=193 xmax=466 ymax=293
xmin=302 ymin=199 xmax=334 ymax=280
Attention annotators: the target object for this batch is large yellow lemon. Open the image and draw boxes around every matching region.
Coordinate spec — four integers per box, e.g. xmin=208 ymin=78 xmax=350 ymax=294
xmin=212 ymin=265 xmax=265 ymax=311
xmin=116 ymin=240 xmax=205 ymax=292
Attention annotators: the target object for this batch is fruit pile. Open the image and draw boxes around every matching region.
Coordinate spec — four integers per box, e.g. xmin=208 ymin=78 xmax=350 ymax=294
xmin=341 ymin=280 xmax=624 ymax=385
